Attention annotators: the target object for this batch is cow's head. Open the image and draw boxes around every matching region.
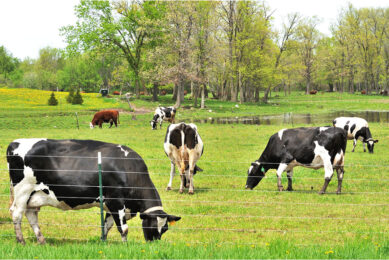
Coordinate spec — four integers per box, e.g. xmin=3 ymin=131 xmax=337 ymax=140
xmin=245 ymin=161 xmax=266 ymax=190
xmin=364 ymin=138 xmax=379 ymax=153
xmin=140 ymin=209 xmax=181 ymax=241
xmin=89 ymin=122 xmax=95 ymax=129
xmin=150 ymin=120 xmax=157 ymax=130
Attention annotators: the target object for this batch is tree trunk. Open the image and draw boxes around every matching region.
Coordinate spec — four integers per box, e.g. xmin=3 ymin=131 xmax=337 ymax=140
xmin=172 ymin=83 xmax=177 ymax=100
xmin=201 ymin=84 xmax=205 ymax=109
xmin=152 ymin=83 xmax=158 ymax=102
xmin=254 ymin=87 xmax=260 ymax=103
xmin=263 ymin=85 xmax=271 ymax=103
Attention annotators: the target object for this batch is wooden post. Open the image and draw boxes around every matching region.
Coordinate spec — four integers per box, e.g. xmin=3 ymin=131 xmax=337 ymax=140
xmin=75 ymin=112 xmax=79 ymax=129
xmin=98 ymin=152 xmax=105 ymax=242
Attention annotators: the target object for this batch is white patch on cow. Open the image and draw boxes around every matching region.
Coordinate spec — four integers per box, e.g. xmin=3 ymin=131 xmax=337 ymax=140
xmin=276 ymin=163 xmax=288 ymax=177
xmin=248 ymin=165 xmax=253 ymax=174
xmin=143 ymin=206 xmax=164 ymax=214
xmin=157 ymin=216 xmax=167 ymax=234
xmin=118 ymin=207 xmax=126 ymax=228
xmin=278 ymin=129 xmax=286 ymax=140
xmin=333 ymin=150 xmax=344 ymax=166
xmin=90 ymin=122 xmax=94 ymax=129
xmin=117 ymin=145 xmax=129 ymax=156
xmin=320 ymin=127 xmax=329 ymax=132
xmin=313 ymin=141 xmax=333 ymax=179
xmin=254 ymin=161 xmax=260 ymax=165
xmin=13 ymin=138 xmax=46 ymax=160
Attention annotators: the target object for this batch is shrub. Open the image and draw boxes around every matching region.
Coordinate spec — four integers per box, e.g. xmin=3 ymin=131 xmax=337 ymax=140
xmin=48 ymin=92 xmax=58 ymax=106
xmin=72 ymin=89 xmax=83 ymax=105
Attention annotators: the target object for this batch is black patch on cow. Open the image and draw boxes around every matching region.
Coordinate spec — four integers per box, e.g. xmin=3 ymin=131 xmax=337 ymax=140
xmin=184 ymin=126 xmax=198 ymax=149
xmin=343 ymin=125 xmax=349 ymax=131
xmin=6 ymin=142 xmax=25 ymax=185
xmin=169 ymin=128 xmax=182 ymax=149
xmin=350 ymin=124 xmax=356 ymax=133
xmin=346 ymin=120 xmax=350 ymax=125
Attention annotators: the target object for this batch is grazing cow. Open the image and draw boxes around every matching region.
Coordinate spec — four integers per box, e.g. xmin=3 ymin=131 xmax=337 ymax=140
xmin=90 ymin=110 xmax=120 ymax=129
xmin=164 ymin=123 xmax=204 ymax=194
xmin=245 ymin=127 xmax=347 ymax=194
xmin=361 ymin=90 xmax=367 ymax=95
xmin=309 ymin=90 xmax=318 ymax=95
xmin=150 ymin=106 xmax=176 ymax=130
xmin=7 ymin=139 xmax=180 ymax=244
xmin=333 ymin=117 xmax=378 ymax=153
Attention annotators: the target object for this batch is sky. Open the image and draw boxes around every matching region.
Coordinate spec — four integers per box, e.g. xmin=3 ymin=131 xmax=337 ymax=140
xmin=0 ymin=0 xmax=388 ymax=60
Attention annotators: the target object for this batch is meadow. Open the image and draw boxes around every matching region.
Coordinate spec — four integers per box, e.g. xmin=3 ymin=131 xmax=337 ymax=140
xmin=0 ymin=87 xmax=388 ymax=259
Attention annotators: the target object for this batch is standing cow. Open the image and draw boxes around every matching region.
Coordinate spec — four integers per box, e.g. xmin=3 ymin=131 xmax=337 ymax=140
xmin=333 ymin=117 xmax=378 ymax=153
xmin=90 ymin=110 xmax=120 ymax=128
xmin=246 ymin=127 xmax=347 ymax=194
xmin=164 ymin=123 xmax=204 ymax=194
xmin=7 ymin=138 xmax=180 ymax=244
xmin=150 ymin=106 xmax=176 ymax=130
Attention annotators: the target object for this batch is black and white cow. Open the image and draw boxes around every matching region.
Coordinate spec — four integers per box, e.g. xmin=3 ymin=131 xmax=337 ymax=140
xmin=7 ymin=138 xmax=180 ymax=244
xmin=245 ymin=127 xmax=347 ymax=194
xmin=333 ymin=117 xmax=378 ymax=153
xmin=164 ymin=123 xmax=204 ymax=194
xmin=150 ymin=106 xmax=176 ymax=130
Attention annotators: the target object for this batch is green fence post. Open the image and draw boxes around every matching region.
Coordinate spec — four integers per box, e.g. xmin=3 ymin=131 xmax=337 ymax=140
xmin=98 ymin=152 xmax=105 ymax=242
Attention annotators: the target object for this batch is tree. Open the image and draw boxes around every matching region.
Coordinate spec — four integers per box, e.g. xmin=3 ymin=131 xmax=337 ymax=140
xmin=48 ymin=92 xmax=58 ymax=106
xmin=296 ymin=17 xmax=321 ymax=94
xmin=0 ymin=46 xmax=19 ymax=80
xmin=72 ymin=89 xmax=84 ymax=105
xmin=61 ymin=0 xmax=164 ymax=98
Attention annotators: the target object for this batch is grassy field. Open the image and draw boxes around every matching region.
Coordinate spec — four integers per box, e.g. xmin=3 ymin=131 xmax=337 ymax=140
xmin=0 ymin=87 xmax=388 ymax=258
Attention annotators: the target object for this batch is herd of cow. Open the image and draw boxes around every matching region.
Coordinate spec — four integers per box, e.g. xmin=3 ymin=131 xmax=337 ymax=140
xmin=6 ymin=106 xmax=379 ymax=244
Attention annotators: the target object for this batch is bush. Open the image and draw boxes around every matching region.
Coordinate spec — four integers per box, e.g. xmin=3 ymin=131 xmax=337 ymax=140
xmin=48 ymin=92 xmax=58 ymax=106
xmin=66 ymin=88 xmax=75 ymax=103
xmin=72 ymin=89 xmax=83 ymax=105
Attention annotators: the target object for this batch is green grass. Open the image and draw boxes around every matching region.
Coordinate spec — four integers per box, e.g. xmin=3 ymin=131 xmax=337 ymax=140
xmin=0 ymin=87 xmax=388 ymax=258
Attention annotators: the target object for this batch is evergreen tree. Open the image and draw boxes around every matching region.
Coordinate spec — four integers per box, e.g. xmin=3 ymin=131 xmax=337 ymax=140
xmin=66 ymin=87 xmax=75 ymax=103
xmin=72 ymin=89 xmax=83 ymax=105
xmin=47 ymin=92 xmax=58 ymax=106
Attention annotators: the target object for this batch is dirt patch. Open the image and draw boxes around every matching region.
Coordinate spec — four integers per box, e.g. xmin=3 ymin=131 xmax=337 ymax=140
xmin=116 ymin=105 xmax=153 ymax=115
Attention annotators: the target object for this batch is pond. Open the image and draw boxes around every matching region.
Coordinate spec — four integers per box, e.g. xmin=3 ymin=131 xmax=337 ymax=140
xmin=185 ymin=111 xmax=389 ymax=126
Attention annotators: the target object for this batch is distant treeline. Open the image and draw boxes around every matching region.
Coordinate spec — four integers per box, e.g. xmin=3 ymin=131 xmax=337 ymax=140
xmin=0 ymin=1 xmax=388 ymax=107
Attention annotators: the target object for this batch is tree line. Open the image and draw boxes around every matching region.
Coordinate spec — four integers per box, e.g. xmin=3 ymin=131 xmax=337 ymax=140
xmin=0 ymin=1 xmax=388 ymax=107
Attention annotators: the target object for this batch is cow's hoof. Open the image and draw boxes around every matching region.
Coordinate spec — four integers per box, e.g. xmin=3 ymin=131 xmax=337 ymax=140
xmin=38 ymin=238 xmax=46 ymax=245
xmin=336 ymin=190 xmax=341 ymax=195
xmin=166 ymin=187 xmax=172 ymax=191
xmin=278 ymin=186 xmax=284 ymax=192
xmin=179 ymin=189 xmax=183 ymax=194
xmin=287 ymin=187 xmax=293 ymax=191
xmin=17 ymin=239 xmax=25 ymax=245
xmin=318 ymin=190 xmax=325 ymax=195
xmin=185 ymin=184 xmax=189 ymax=188
xmin=188 ymin=191 xmax=194 ymax=195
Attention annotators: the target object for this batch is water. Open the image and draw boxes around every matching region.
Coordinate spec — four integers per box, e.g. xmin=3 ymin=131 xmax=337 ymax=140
xmin=185 ymin=111 xmax=389 ymax=126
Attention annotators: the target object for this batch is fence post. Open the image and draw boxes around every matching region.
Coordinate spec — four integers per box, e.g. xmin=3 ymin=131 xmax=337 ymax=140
xmin=98 ymin=152 xmax=105 ymax=242
xmin=75 ymin=112 xmax=80 ymax=129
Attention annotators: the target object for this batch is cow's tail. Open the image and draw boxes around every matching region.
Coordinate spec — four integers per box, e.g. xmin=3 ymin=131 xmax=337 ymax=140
xmin=117 ymin=111 xmax=120 ymax=125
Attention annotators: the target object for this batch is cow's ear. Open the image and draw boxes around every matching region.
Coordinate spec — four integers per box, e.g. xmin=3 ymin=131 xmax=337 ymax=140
xmin=167 ymin=214 xmax=181 ymax=223
xmin=374 ymin=140 xmax=379 ymax=143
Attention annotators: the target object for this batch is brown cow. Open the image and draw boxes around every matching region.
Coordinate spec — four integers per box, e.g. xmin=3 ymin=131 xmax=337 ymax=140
xmin=90 ymin=110 xmax=120 ymax=129
xmin=361 ymin=90 xmax=367 ymax=95
xmin=309 ymin=90 xmax=318 ymax=95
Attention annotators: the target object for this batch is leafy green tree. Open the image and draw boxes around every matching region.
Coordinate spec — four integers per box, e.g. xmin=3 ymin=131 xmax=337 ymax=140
xmin=0 ymin=46 xmax=19 ymax=80
xmin=48 ymin=92 xmax=58 ymax=106
xmin=61 ymin=0 xmax=164 ymax=98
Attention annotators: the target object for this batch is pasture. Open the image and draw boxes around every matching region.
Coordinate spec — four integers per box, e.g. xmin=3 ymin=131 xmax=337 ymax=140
xmin=0 ymin=88 xmax=388 ymax=258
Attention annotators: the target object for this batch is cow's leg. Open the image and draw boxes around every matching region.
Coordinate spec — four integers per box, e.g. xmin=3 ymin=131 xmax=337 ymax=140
xmin=99 ymin=120 xmax=103 ymax=128
xmin=276 ymin=163 xmax=288 ymax=191
xmin=102 ymin=212 xmax=115 ymax=241
xmin=352 ymin=139 xmax=357 ymax=152
xmin=166 ymin=162 xmax=175 ymax=191
xmin=109 ymin=120 xmax=113 ymax=128
xmin=286 ymin=170 xmax=293 ymax=191
xmin=319 ymin=159 xmax=334 ymax=195
xmin=108 ymin=205 xmax=128 ymax=242
xmin=25 ymin=208 xmax=45 ymax=244
xmin=336 ymin=167 xmax=345 ymax=195
xmin=179 ymin=173 xmax=185 ymax=194
xmin=363 ymin=141 xmax=366 ymax=152
xmin=12 ymin=205 xmax=25 ymax=244
xmin=114 ymin=119 xmax=118 ymax=127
